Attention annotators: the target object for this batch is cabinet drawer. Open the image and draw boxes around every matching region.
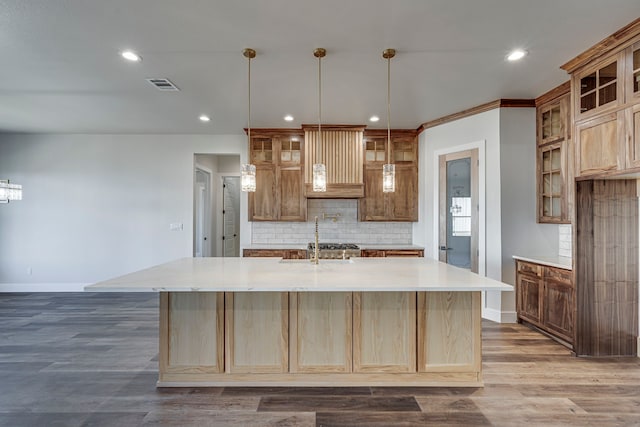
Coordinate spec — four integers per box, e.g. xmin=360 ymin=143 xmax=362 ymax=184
xmin=383 ymin=250 xmax=424 ymax=257
xmin=516 ymin=261 xmax=542 ymax=277
xmin=545 ymin=266 xmax=572 ymax=286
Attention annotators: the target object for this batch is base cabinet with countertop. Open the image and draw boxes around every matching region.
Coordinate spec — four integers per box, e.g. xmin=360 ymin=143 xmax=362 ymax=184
xmin=515 ymin=258 xmax=574 ymax=347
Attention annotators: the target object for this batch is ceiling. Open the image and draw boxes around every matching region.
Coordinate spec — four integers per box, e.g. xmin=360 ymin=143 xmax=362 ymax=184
xmin=1 ymin=1 xmax=639 ymax=135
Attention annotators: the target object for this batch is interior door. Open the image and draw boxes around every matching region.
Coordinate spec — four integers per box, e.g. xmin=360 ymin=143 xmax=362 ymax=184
xmin=223 ymin=176 xmax=241 ymax=257
xmin=439 ymin=149 xmax=478 ymax=272
xmin=194 ymin=169 xmax=211 ymax=257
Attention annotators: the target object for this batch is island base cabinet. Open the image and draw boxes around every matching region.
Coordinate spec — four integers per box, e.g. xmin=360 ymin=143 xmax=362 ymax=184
xmin=418 ymin=292 xmax=481 ymax=376
xmin=289 ymin=292 xmax=352 ymax=373
xmin=158 ymin=290 xmax=484 ymax=386
xmin=159 ymin=292 xmax=224 ymax=377
xmin=225 ymin=292 xmax=289 ymax=373
xmin=353 ymin=292 xmax=416 ymax=373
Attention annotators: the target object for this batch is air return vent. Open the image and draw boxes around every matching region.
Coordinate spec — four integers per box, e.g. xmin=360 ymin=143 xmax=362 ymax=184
xmin=146 ymin=78 xmax=180 ymax=91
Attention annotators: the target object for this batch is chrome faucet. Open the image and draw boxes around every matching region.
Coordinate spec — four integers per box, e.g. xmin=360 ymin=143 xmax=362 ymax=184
xmin=312 ymin=216 xmax=320 ymax=264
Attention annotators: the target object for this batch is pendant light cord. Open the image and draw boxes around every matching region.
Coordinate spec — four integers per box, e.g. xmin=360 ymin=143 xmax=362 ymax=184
xmin=387 ymin=54 xmax=391 ymax=164
xmin=248 ymin=54 xmax=251 ymax=144
xmin=317 ymin=53 xmax=322 ymax=164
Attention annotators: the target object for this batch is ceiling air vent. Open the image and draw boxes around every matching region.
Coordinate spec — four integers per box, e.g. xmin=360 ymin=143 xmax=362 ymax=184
xmin=146 ymin=78 xmax=180 ymax=91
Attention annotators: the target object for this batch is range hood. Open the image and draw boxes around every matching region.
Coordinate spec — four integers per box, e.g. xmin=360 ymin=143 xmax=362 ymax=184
xmin=303 ymin=125 xmax=365 ymax=198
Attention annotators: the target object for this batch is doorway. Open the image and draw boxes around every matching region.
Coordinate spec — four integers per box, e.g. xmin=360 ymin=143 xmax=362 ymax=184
xmin=222 ymin=176 xmax=241 ymax=257
xmin=438 ymin=149 xmax=479 ymax=273
xmin=194 ymin=168 xmax=212 ymax=257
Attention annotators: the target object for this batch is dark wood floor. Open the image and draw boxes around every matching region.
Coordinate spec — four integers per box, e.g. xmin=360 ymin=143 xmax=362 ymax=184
xmin=1 ymin=293 xmax=639 ymax=427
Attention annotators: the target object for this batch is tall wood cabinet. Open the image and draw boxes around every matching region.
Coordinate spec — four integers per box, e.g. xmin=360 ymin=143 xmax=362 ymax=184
xmin=561 ymin=19 xmax=640 ymax=179
xmin=248 ymin=129 xmax=306 ymax=221
xmin=359 ymin=130 xmax=418 ymax=221
xmin=560 ymin=18 xmax=640 ymax=357
xmin=536 ymin=83 xmax=572 ymax=223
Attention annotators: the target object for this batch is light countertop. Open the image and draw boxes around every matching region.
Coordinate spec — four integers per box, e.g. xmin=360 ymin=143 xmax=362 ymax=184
xmin=86 ymin=257 xmax=512 ymax=293
xmin=512 ymin=255 xmax=572 ymax=270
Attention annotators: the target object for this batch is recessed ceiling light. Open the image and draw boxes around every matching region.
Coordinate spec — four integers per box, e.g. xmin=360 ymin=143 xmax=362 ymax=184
xmin=507 ymin=49 xmax=527 ymax=61
xmin=369 ymin=116 xmax=380 ymax=122
xmin=121 ymin=50 xmax=142 ymax=62
xmin=284 ymin=115 xmax=294 ymax=122
xmin=199 ymin=115 xmax=211 ymax=122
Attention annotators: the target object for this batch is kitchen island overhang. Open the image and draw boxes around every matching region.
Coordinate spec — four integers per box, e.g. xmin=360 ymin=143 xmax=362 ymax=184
xmin=87 ymin=257 xmax=512 ymax=387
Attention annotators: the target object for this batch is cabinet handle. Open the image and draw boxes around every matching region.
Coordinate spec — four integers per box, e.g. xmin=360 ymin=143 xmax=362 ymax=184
xmin=439 ymin=246 xmax=452 ymax=251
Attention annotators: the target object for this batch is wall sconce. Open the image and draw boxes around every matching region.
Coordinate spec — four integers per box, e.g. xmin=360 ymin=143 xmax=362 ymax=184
xmin=0 ymin=180 xmax=22 ymax=203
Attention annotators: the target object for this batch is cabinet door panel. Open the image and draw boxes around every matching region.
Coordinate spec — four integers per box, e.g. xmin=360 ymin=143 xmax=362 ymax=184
xmin=290 ymin=292 xmax=352 ymax=373
xmin=517 ymin=274 xmax=542 ymax=325
xmin=225 ymin=292 xmax=288 ymax=373
xmin=279 ymin=167 xmax=306 ymax=221
xmin=390 ymin=166 xmax=418 ymax=221
xmin=359 ymin=167 xmax=386 ymax=221
xmin=249 ymin=166 xmax=276 ymax=220
xmin=576 ymin=113 xmax=623 ymax=177
xmin=418 ymin=291 xmax=481 ymax=373
xmin=543 ymin=280 xmax=574 ymax=342
xmin=160 ymin=292 xmax=224 ymax=375
xmin=353 ymin=292 xmax=416 ymax=373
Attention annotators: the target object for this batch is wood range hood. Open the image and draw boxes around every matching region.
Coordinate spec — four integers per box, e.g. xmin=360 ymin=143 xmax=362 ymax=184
xmin=303 ymin=124 xmax=365 ymax=198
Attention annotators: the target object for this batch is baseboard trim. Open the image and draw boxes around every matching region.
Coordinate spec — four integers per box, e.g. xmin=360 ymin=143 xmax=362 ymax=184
xmin=0 ymin=283 xmax=88 ymax=292
xmin=482 ymin=307 xmax=517 ymax=324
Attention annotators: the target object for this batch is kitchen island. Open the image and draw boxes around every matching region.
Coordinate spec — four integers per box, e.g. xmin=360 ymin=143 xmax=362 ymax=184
xmin=86 ymin=257 xmax=512 ymax=387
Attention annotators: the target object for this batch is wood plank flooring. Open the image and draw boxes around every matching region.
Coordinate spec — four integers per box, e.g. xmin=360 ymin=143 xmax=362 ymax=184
xmin=1 ymin=292 xmax=639 ymax=426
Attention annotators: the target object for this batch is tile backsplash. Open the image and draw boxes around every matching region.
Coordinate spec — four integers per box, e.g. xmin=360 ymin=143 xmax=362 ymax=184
xmin=251 ymin=199 xmax=413 ymax=244
xmin=558 ymin=224 xmax=572 ymax=258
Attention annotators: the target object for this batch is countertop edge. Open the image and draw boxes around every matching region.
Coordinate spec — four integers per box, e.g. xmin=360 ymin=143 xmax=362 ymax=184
xmin=512 ymin=255 xmax=573 ymax=271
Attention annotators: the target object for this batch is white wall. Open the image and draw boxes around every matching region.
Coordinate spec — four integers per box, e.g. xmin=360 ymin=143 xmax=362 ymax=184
xmin=0 ymin=133 xmax=248 ymax=289
xmin=414 ymin=108 xmax=559 ymax=322
xmin=499 ymin=108 xmax=558 ymax=315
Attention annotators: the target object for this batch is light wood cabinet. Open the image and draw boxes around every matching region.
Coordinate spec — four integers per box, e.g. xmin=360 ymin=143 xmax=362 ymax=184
xmin=248 ymin=130 xmax=306 ymax=221
xmin=290 ymin=292 xmax=352 ymax=373
xmin=353 ymin=292 xmax=416 ymax=373
xmin=225 ymin=292 xmax=289 ymax=373
xmin=575 ymin=112 xmax=625 ymax=177
xmin=418 ymin=292 xmax=481 ymax=374
xmin=536 ymin=85 xmax=572 ymax=223
xmin=159 ymin=293 xmax=224 ymax=375
xmin=360 ymin=130 xmax=418 ymax=221
xmin=515 ymin=260 xmax=574 ymax=347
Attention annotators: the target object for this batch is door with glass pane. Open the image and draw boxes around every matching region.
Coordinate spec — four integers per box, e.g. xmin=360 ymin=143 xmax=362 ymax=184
xmin=439 ymin=149 xmax=478 ymax=273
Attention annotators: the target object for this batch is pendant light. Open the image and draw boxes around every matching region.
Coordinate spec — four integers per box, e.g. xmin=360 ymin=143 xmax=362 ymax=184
xmin=382 ymin=49 xmax=396 ymax=193
xmin=312 ymin=48 xmax=327 ymax=192
xmin=241 ymin=48 xmax=257 ymax=192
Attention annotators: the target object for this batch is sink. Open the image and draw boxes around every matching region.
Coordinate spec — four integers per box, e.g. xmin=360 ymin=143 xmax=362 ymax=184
xmin=278 ymin=259 xmax=354 ymax=264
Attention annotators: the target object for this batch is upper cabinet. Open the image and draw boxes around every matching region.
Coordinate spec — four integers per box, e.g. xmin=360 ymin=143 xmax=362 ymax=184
xmin=248 ymin=130 xmax=306 ymax=221
xmin=561 ymin=18 xmax=640 ymax=179
xmin=536 ymin=84 xmax=572 ymax=223
xmin=360 ymin=130 xmax=419 ymax=222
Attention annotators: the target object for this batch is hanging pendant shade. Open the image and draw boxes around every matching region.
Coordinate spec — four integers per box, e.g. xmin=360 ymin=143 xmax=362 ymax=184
xmin=382 ymin=48 xmax=396 ymax=193
xmin=312 ymin=48 xmax=327 ymax=192
xmin=241 ymin=48 xmax=257 ymax=192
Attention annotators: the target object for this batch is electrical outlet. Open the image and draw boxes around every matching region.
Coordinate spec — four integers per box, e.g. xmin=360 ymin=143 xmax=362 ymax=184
xmin=169 ymin=223 xmax=183 ymax=231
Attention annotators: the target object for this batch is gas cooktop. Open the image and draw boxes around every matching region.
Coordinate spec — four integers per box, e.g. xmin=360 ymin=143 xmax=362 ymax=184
xmin=307 ymin=243 xmax=360 ymax=250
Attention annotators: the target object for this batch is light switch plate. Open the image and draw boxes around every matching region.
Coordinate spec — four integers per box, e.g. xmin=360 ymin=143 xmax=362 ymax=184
xmin=169 ymin=223 xmax=183 ymax=231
